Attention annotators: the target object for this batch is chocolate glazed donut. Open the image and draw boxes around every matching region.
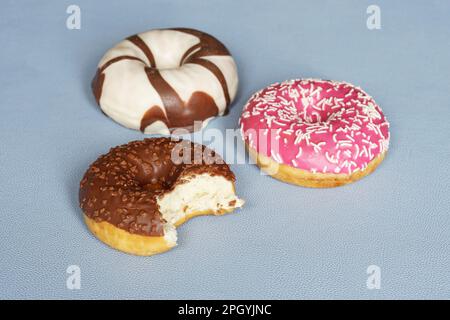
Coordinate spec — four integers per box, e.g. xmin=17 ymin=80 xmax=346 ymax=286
xmin=91 ymin=28 xmax=239 ymax=134
xmin=79 ymin=138 xmax=244 ymax=256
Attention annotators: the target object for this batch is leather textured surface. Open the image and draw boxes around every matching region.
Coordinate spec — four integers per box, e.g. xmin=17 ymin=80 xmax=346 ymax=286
xmin=0 ymin=0 xmax=449 ymax=299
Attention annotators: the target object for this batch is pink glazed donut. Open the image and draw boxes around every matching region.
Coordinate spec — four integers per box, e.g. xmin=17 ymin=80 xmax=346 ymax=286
xmin=239 ymin=79 xmax=390 ymax=187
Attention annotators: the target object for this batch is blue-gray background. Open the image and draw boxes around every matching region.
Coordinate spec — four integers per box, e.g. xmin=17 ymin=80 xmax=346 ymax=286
xmin=1 ymin=0 xmax=449 ymax=299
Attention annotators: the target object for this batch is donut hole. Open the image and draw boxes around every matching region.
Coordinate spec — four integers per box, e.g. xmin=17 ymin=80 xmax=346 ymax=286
xmin=139 ymin=29 xmax=201 ymax=70
xmin=287 ymin=81 xmax=350 ymax=124
xmin=293 ymin=95 xmax=332 ymax=124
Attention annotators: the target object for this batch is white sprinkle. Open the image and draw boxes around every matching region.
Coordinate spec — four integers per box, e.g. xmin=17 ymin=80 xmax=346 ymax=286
xmin=345 ymin=89 xmax=354 ymax=97
xmin=312 ymin=141 xmax=326 ymax=153
xmin=342 ymin=160 xmax=349 ymax=168
xmin=273 ymin=120 xmax=287 ymax=126
xmin=332 ymin=133 xmax=338 ymax=143
xmin=336 ymin=127 xmax=348 ymax=133
xmin=337 ymin=140 xmax=353 ymax=148
xmin=317 ymin=98 xmax=326 ymax=107
xmin=346 ymin=134 xmax=355 ymax=142
xmin=301 ymin=97 xmax=309 ymax=107
xmin=325 ymin=152 xmax=339 ymax=164
xmin=359 ymin=146 xmax=369 ymax=157
xmin=310 ymin=87 xmax=322 ymax=98
xmin=271 ymin=150 xmax=283 ymax=163
xmin=354 ymin=144 xmax=360 ymax=160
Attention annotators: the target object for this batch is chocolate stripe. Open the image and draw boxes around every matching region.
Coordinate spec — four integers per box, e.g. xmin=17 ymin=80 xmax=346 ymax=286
xmin=142 ymin=67 xmax=218 ymax=131
xmin=92 ymin=69 xmax=105 ymax=106
xmin=140 ymin=106 xmax=167 ymax=132
xmin=171 ymin=28 xmax=230 ymax=57
xmin=127 ymin=35 xmax=156 ymax=67
xmin=187 ymin=58 xmax=231 ymax=106
xmin=144 ymin=67 xmax=184 ymax=123
xmin=179 ymin=43 xmax=201 ymax=66
xmin=99 ymin=55 xmax=145 ymax=73
xmin=127 ymin=35 xmax=186 ymax=131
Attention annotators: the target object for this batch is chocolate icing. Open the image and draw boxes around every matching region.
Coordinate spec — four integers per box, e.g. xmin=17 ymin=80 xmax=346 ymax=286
xmin=179 ymin=43 xmax=202 ymax=66
xmin=91 ymin=28 xmax=234 ymax=132
xmin=140 ymin=91 xmax=219 ymax=132
xmin=79 ymin=138 xmax=235 ymax=236
xmin=91 ymin=69 xmax=104 ymax=105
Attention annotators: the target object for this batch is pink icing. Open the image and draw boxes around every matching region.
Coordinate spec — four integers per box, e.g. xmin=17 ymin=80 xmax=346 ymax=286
xmin=239 ymin=79 xmax=390 ymax=174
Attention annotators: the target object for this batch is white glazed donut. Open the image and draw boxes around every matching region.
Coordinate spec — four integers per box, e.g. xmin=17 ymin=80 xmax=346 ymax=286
xmin=92 ymin=28 xmax=239 ymax=134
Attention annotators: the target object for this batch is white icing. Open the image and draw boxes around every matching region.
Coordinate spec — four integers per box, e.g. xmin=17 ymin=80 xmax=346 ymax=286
xmin=100 ymin=59 xmax=165 ymax=130
xmin=200 ymin=55 xmax=239 ymax=102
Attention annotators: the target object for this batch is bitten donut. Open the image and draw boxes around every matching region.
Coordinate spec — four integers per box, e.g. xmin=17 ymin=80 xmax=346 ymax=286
xmin=239 ymin=79 xmax=390 ymax=188
xmin=79 ymin=138 xmax=244 ymax=256
xmin=92 ymin=28 xmax=239 ymax=134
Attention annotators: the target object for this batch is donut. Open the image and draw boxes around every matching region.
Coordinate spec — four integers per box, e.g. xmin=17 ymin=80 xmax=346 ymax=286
xmin=79 ymin=138 xmax=244 ymax=256
xmin=91 ymin=28 xmax=239 ymax=134
xmin=239 ymin=79 xmax=390 ymax=188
